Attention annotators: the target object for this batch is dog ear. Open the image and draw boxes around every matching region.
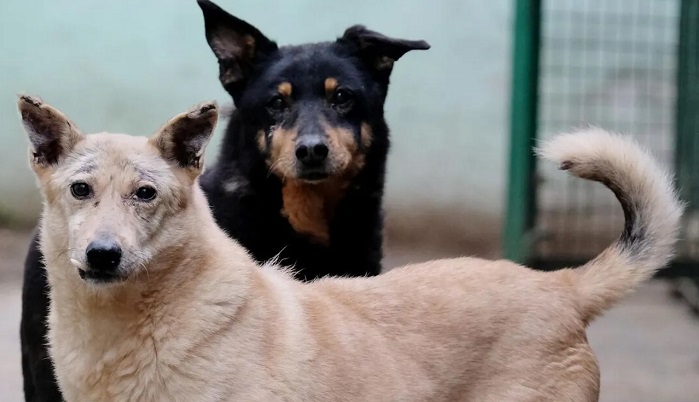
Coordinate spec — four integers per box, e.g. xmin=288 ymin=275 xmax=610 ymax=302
xmin=338 ymin=25 xmax=430 ymax=73
xmin=197 ymin=0 xmax=278 ymax=93
xmin=150 ymin=101 xmax=218 ymax=178
xmin=17 ymin=95 xmax=84 ymax=169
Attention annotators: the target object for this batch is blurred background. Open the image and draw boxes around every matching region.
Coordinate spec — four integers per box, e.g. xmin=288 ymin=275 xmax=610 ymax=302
xmin=1 ymin=0 xmax=698 ymax=401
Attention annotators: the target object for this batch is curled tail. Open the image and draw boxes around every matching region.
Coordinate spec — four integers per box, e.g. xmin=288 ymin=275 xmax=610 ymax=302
xmin=538 ymin=128 xmax=684 ymax=323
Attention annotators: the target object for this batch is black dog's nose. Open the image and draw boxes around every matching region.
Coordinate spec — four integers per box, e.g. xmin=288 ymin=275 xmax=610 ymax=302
xmin=295 ymin=138 xmax=329 ymax=166
xmin=86 ymin=239 xmax=122 ymax=271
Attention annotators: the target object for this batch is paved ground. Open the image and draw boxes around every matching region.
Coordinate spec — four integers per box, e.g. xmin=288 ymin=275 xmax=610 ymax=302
xmin=1 ymin=229 xmax=699 ymax=401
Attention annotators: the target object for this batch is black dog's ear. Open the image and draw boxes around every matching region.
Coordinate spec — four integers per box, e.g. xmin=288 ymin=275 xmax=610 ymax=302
xmin=150 ymin=101 xmax=219 ymax=178
xmin=18 ymin=95 xmax=84 ymax=169
xmin=197 ymin=0 xmax=278 ymax=91
xmin=339 ymin=25 xmax=430 ymax=73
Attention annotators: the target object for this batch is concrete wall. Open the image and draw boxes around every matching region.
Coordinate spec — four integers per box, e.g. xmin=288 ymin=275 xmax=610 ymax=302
xmin=0 ymin=0 xmax=512 ymax=254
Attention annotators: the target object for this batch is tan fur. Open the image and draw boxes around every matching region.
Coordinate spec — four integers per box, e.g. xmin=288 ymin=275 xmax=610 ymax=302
xmin=324 ymin=77 xmax=338 ymax=95
xmin=265 ymin=120 xmax=365 ymax=180
xmin=256 ymin=129 xmax=267 ymax=154
xmin=278 ymin=82 xmax=293 ymax=98
xmin=21 ymin=97 xmax=681 ymax=402
xmin=537 ymin=128 xmax=684 ymax=322
xmin=267 ymin=119 xmax=369 ymax=240
xmin=258 ymin=79 xmax=371 ymax=240
xmin=280 ymin=178 xmax=350 ymax=244
xmin=321 ymin=119 xmax=366 ymax=174
xmin=277 ymin=119 xmax=370 ymax=242
xmin=267 ymin=126 xmax=298 ymax=178
xmin=360 ymin=122 xmax=373 ymax=149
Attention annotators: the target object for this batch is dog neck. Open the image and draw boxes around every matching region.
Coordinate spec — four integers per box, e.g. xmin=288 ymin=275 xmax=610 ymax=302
xmin=280 ymin=177 xmax=352 ymax=245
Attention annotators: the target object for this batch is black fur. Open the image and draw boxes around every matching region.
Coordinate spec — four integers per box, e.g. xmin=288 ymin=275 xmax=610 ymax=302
xmin=21 ymin=232 xmax=62 ymax=402
xmin=20 ymin=1 xmax=428 ymax=400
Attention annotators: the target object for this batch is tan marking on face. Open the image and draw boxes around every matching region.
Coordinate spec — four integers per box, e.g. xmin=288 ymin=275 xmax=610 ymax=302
xmin=277 ymin=82 xmax=293 ymax=98
xmin=324 ymin=78 xmax=338 ymax=97
xmin=269 ymin=118 xmax=372 ymax=241
xmin=267 ymin=127 xmax=298 ymax=178
xmin=360 ymin=123 xmax=373 ymax=150
xmin=256 ymin=130 xmax=267 ymax=154
xmin=279 ymin=118 xmax=371 ymax=243
xmin=280 ymin=178 xmax=351 ymax=245
xmin=320 ymin=119 xmax=368 ymax=175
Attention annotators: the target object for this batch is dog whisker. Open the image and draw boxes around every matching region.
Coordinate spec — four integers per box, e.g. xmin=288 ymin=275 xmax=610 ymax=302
xmin=266 ymin=158 xmax=285 ymax=178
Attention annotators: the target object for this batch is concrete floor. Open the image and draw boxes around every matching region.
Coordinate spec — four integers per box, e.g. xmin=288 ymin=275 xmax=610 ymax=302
xmin=1 ymin=229 xmax=699 ymax=401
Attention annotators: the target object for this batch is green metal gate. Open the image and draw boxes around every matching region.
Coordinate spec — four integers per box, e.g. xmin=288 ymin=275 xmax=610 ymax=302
xmin=504 ymin=0 xmax=699 ymax=307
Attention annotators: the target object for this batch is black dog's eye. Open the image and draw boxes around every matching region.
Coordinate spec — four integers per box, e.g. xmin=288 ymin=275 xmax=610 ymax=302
xmin=267 ymin=95 xmax=286 ymax=112
xmin=135 ymin=186 xmax=157 ymax=202
xmin=70 ymin=182 xmax=91 ymax=199
xmin=331 ymin=88 xmax=353 ymax=106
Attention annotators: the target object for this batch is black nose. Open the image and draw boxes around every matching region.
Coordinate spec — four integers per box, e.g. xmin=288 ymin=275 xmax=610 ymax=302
xmin=86 ymin=239 xmax=122 ymax=271
xmin=295 ymin=137 xmax=329 ymax=166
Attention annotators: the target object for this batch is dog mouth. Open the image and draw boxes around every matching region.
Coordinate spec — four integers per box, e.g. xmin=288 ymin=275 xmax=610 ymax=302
xmin=78 ymin=268 xmax=126 ymax=284
xmin=298 ymin=171 xmax=330 ymax=182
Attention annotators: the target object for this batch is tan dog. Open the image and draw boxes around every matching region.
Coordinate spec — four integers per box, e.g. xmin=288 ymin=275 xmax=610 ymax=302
xmin=20 ymin=94 xmax=683 ymax=402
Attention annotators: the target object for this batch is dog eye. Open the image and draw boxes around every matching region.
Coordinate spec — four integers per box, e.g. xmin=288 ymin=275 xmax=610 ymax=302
xmin=331 ymin=89 xmax=353 ymax=106
xmin=267 ymin=95 xmax=286 ymax=112
xmin=135 ymin=186 xmax=157 ymax=202
xmin=70 ymin=182 xmax=91 ymax=199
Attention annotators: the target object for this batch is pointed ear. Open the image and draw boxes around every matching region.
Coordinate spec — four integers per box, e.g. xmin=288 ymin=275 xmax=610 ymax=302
xmin=338 ymin=25 xmax=430 ymax=73
xmin=17 ymin=95 xmax=84 ymax=168
xmin=150 ymin=101 xmax=218 ymax=178
xmin=197 ymin=0 xmax=278 ymax=92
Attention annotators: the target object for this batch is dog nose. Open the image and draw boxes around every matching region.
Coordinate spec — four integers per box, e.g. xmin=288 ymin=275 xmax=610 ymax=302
xmin=86 ymin=239 xmax=122 ymax=271
xmin=295 ymin=138 xmax=329 ymax=166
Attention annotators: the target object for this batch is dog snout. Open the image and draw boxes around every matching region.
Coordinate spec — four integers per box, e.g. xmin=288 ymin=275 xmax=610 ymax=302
xmin=86 ymin=238 xmax=122 ymax=271
xmin=295 ymin=136 xmax=329 ymax=167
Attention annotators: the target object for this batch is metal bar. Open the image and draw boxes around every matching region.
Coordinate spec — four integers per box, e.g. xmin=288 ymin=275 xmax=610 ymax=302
xmin=673 ymin=0 xmax=699 ymax=311
xmin=503 ymin=0 xmax=542 ymax=263
xmin=676 ymin=0 xmax=699 ymax=209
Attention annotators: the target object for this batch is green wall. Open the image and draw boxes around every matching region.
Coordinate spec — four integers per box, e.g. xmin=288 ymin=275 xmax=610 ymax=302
xmin=0 ymin=0 xmax=512 ymax=228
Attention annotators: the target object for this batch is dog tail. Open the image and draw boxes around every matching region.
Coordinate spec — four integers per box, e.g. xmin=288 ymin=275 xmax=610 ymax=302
xmin=537 ymin=128 xmax=684 ymax=323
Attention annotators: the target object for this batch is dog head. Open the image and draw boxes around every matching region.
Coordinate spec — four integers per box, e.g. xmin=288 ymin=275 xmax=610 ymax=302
xmin=198 ymin=0 xmax=429 ymax=182
xmin=19 ymin=95 xmax=218 ymax=285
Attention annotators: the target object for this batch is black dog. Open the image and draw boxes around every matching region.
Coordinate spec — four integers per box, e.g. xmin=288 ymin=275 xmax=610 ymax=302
xmin=20 ymin=1 xmax=429 ymax=400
